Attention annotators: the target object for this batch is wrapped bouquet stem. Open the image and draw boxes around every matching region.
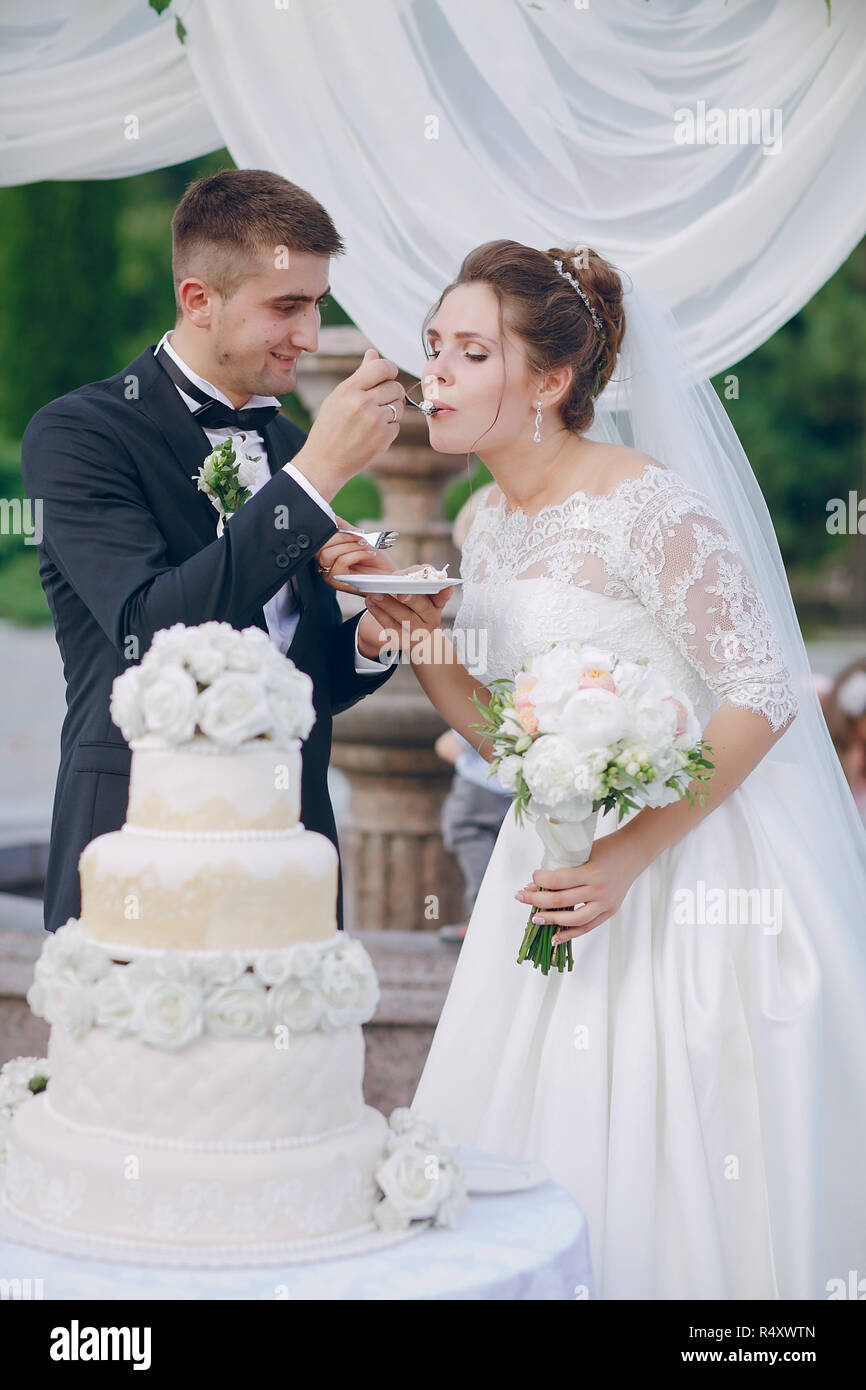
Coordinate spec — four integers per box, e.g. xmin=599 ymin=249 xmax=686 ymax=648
xmin=470 ymin=642 xmax=715 ymax=976
xmin=518 ymin=807 xmax=601 ymax=974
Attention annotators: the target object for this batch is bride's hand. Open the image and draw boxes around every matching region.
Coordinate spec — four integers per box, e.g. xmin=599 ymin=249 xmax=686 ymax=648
xmin=361 ymin=579 xmax=455 ymax=654
xmin=514 ymin=832 xmax=647 ymax=944
xmin=314 ymin=518 xmax=397 ymax=595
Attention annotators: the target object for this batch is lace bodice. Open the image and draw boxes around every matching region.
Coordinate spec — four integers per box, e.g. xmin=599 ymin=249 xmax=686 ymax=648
xmin=452 ymin=462 xmax=798 ymax=732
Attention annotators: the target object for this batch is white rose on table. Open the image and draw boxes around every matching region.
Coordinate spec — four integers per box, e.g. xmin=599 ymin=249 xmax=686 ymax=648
xmin=196 ymin=672 xmax=273 ymax=746
xmin=140 ymin=665 xmax=199 ymax=744
xmin=205 ymin=977 xmax=269 ymax=1038
xmin=133 ymin=978 xmax=204 ymax=1050
xmin=267 ymin=977 xmax=323 ymax=1033
xmin=374 ymin=1135 xmax=467 ymax=1231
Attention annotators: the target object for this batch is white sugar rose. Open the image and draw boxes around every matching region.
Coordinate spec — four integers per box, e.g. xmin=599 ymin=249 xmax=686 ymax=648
xmin=196 ymin=672 xmax=273 ymax=746
xmin=267 ymin=977 xmax=323 ymax=1033
xmin=140 ymin=665 xmax=198 ymax=744
xmin=287 ymin=943 xmax=319 ymax=979
xmin=133 ymin=978 xmax=204 ymax=1050
xmin=45 ymin=977 xmax=95 ymax=1040
xmin=264 ymin=664 xmax=316 ymax=742
xmin=198 ymin=952 xmax=245 ymax=987
xmin=318 ymin=956 xmax=362 ymax=1026
xmin=205 ymin=977 xmax=268 ymax=1038
xmin=92 ymin=971 xmax=136 ymax=1034
xmin=110 ymin=666 xmax=146 ymax=742
xmin=252 ymin=951 xmax=293 ymax=986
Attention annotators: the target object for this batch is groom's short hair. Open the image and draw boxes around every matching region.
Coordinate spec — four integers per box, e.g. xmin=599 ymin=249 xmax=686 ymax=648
xmin=171 ymin=168 xmax=344 ymax=312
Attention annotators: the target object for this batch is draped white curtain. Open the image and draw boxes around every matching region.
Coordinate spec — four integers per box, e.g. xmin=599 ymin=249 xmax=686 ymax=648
xmin=1 ymin=0 xmax=865 ymax=376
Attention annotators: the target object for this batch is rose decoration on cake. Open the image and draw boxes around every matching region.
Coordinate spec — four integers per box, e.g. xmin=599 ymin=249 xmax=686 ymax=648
xmin=26 ymin=922 xmax=381 ymax=1049
xmin=110 ymin=622 xmax=316 ymax=750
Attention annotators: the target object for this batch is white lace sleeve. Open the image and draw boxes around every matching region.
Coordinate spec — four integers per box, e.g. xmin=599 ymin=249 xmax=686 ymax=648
xmin=625 ymin=476 xmax=799 ymax=732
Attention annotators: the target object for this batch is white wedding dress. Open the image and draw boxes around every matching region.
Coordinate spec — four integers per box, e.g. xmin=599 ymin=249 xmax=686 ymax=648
xmin=414 ymin=458 xmax=866 ymax=1300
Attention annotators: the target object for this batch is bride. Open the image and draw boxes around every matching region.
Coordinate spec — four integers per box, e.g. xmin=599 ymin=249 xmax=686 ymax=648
xmin=325 ymin=239 xmax=866 ymax=1300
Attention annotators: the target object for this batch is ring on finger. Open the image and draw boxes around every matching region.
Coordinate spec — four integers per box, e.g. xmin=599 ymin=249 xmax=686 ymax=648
xmin=386 ymin=402 xmax=399 ymax=423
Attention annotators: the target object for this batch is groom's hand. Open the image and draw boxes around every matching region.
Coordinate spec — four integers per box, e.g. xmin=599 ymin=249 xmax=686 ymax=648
xmin=292 ymin=349 xmax=405 ymax=502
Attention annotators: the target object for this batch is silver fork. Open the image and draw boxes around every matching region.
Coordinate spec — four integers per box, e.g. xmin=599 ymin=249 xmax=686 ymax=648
xmin=336 ymin=527 xmax=399 ymax=549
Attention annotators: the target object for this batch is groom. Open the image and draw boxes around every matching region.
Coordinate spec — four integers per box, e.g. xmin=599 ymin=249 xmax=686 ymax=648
xmin=21 ymin=168 xmax=408 ymax=935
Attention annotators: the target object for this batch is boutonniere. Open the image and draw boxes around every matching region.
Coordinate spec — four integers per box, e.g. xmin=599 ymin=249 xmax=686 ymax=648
xmin=192 ymin=438 xmax=259 ymax=536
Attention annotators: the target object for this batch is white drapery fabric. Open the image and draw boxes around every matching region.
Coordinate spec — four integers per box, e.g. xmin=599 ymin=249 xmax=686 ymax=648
xmin=0 ymin=0 xmax=864 ymax=377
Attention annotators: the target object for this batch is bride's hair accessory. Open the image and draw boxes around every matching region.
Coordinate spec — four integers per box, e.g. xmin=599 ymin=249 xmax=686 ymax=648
xmin=552 ymin=255 xmax=604 ymax=335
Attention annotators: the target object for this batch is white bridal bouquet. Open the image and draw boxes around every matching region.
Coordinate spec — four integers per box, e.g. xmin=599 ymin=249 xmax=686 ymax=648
xmin=109 ymin=621 xmax=316 ymax=749
xmin=471 ymin=643 xmax=715 ymax=974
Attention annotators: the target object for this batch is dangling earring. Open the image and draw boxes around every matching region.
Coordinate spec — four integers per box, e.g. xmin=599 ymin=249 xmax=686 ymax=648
xmin=533 ymin=401 xmax=543 ymax=444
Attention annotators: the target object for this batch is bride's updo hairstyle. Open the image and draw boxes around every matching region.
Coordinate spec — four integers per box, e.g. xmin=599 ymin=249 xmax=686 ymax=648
xmin=425 ymin=239 xmax=626 ymax=433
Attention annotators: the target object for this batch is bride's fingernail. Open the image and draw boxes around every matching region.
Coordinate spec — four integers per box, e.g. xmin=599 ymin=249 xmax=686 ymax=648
xmin=532 ymin=915 xmax=546 ymax=925
xmin=514 ymin=891 xmax=525 ymax=901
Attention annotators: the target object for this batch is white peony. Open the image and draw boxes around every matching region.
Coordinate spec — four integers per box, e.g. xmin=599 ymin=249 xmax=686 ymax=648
xmin=196 ymin=672 xmax=273 ymax=746
xmin=558 ymin=687 xmax=629 ymax=752
xmin=205 ymin=977 xmax=269 ymax=1038
xmin=521 ymin=734 xmax=588 ymax=808
xmin=133 ymin=978 xmax=204 ymax=1050
xmin=139 ymin=665 xmax=199 ymax=744
xmin=629 ymin=698 xmax=678 ymax=760
xmin=495 ymin=753 xmax=523 ymax=791
xmin=266 ymin=977 xmax=323 ymax=1033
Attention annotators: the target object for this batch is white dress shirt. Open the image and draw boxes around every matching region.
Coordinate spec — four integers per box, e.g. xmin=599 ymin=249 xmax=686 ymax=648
xmin=155 ymin=332 xmax=385 ymax=673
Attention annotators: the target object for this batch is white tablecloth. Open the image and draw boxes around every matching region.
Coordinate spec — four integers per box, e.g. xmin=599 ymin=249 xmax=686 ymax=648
xmin=0 ymin=1181 xmax=594 ymax=1300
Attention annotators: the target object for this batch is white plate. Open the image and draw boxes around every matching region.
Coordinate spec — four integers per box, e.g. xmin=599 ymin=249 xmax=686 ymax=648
xmin=344 ymin=575 xmax=462 ymax=595
xmin=456 ymin=1146 xmax=549 ymax=1195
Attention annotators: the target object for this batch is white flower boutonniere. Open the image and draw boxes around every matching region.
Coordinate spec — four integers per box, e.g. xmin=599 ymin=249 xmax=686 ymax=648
xmin=192 ymin=438 xmax=260 ymax=536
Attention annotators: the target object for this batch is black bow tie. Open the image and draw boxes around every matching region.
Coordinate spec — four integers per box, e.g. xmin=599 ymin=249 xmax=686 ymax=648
xmin=156 ymin=345 xmax=281 ymax=432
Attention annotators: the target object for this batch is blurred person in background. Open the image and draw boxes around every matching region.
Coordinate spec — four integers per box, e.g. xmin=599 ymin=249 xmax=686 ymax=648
xmin=824 ymin=658 xmax=866 ymax=827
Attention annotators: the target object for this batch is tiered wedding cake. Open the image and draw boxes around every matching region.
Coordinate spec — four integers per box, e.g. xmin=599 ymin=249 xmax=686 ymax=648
xmin=0 ymin=622 xmax=464 ymax=1264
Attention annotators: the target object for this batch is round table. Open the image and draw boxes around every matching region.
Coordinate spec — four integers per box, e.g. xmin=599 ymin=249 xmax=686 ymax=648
xmin=0 ymin=1180 xmax=595 ymax=1300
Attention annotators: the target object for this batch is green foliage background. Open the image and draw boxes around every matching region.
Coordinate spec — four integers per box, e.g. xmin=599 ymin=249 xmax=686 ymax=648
xmin=0 ymin=149 xmax=862 ymax=627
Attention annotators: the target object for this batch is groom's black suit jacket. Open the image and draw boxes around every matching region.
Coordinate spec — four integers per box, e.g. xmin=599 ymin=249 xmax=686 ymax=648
xmin=21 ymin=345 xmax=395 ymax=934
